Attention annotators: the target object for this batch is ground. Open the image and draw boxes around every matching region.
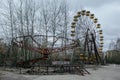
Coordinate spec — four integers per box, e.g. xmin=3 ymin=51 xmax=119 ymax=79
xmin=0 ymin=64 xmax=120 ymax=80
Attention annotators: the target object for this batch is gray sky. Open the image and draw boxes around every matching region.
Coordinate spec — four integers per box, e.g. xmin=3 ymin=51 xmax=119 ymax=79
xmin=67 ymin=0 xmax=120 ymax=51
xmin=0 ymin=0 xmax=120 ymax=51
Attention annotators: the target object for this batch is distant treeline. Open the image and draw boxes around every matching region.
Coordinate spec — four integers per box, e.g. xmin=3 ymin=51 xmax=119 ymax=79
xmin=106 ymin=50 xmax=120 ymax=64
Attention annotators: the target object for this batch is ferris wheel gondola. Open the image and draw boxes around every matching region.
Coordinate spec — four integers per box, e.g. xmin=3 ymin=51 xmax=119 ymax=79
xmin=71 ymin=10 xmax=104 ymax=64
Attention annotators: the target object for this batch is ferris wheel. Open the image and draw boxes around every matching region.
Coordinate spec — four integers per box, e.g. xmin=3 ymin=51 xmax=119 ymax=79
xmin=70 ymin=10 xmax=104 ymax=64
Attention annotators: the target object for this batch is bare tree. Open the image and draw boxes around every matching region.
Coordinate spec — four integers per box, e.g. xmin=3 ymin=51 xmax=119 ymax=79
xmin=0 ymin=0 xmax=72 ymax=65
xmin=109 ymin=40 xmax=116 ymax=50
xmin=116 ymin=38 xmax=120 ymax=50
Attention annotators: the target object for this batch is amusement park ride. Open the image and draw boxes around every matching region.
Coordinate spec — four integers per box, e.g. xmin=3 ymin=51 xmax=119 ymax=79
xmin=70 ymin=10 xmax=104 ymax=64
xmin=13 ymin=35 xmax=78 ymax=66
xmin=10 ymin=10 xmax=104 ymax=75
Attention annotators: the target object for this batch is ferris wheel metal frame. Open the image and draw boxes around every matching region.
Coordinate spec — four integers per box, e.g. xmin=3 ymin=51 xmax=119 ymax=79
xmin=70 ymin=10 xmax=104 ymax=64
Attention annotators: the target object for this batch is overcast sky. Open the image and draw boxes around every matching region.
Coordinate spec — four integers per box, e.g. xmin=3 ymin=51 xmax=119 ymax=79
xmin=67 ymin=0 xmax=120 ymax=51
xmin=0 ymin=0 xmax=120 ymax=51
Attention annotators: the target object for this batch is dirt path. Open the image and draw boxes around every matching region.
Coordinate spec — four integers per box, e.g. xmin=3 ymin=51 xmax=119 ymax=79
xmin=0 ymin=71 xmax=31 ymax=80
xmin=0 ymin=64 xmax=120 ymax=80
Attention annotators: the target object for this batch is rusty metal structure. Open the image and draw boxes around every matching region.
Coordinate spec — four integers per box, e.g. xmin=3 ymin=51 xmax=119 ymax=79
xmin=12 ymin=35 xmax=90 ymax=75
xmin=4 ymin=10 xmax=104 ymax=75
xmin=70 ymin=10 xmax=104 ymax=64
xmin=13 ymin=35 xmax=77 ymax=66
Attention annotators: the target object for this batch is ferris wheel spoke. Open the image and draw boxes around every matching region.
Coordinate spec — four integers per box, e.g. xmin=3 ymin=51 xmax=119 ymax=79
xmin=70 ymin=10 xmax=104 ymax=64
